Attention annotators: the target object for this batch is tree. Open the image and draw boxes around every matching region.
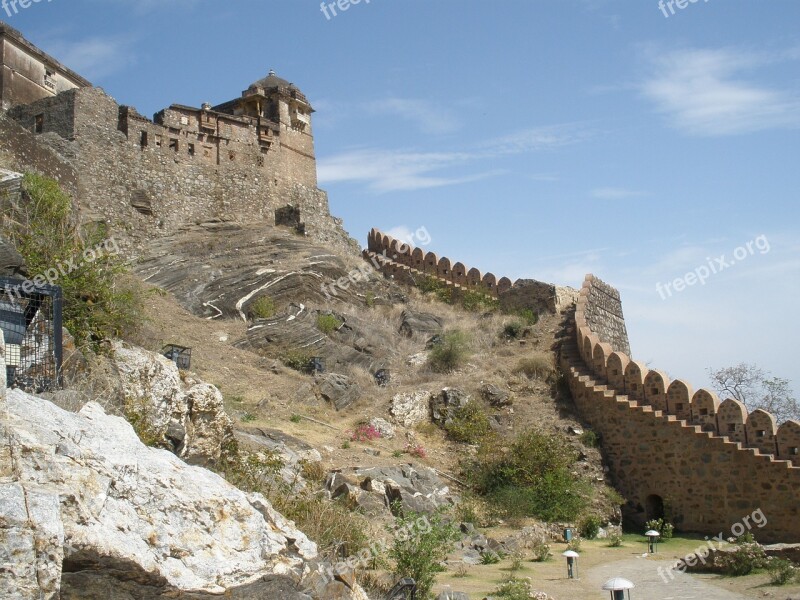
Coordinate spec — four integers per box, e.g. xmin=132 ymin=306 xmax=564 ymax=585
xmin=708 ymin=363 xmax=799 ymax=423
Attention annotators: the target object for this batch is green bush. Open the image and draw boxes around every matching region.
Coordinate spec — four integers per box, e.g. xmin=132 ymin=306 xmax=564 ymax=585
xmin=503 ymin=321 xmax=524 ymax=339
xmin=531 ymin=540 xmax=552 ymax=562
xmin=444 ymin=401 xmax=492 ymax=444
xmin=416 ymin=275 xmax=453 ymax=304
xmin=566 ymin=536 xmax=582 ymax=552
xmin=580 ymin=515 xmax=602 ymax=540
xmin=388 ymin=508 xmax=459 ymax=600
xmin=317 ymin=313 xmax=343 ymax=335
xmin=580 ymin=430 xmax=600 ymax=447
xmin=427 ymin=330 xmax=471 ymax=373
xmin=280 ymin=350 xmax=313 ymax=372
xmin=490 ymin=576 xmax=535 ymax=600
xmin=10 ymin=173 xmax=139 ymax=347
xmin=713 ymin=538 xmax=769 ymax=576
xmin=767 ymin=558 xmax=798 ymax=585
xmin=513 ymin=353 xmax=554 ymax=379
xmin=607 ymin=531 xmax=623 ymax=547
xmin=645 ymin=518 xmax=675 ymax=541
xmin=460 ymin=288 xmax=498 ymax=313
xmin=480 ymin=550 xmax=502 ymax=565
xmin=465 ymin=431 xmax=592 ymax=522
xmin=249 ymin=296 xmax=276 ymax=319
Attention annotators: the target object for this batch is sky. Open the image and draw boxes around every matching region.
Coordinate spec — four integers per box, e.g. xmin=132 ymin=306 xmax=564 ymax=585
xmin=4 ymin=0 xmax=799 ymax=394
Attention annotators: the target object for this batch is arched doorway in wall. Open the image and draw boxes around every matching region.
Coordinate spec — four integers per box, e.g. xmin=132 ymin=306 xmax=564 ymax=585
xmin=645 ymin=494 xmax=665 ymax=521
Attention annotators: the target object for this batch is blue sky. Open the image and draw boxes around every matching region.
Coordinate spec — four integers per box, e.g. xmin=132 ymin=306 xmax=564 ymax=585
xmin=5 ymin=0 xmax=799 ymax=394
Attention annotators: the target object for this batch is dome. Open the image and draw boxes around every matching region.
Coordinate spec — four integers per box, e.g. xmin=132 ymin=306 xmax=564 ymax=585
xmin=249 ymin=69 xmax=295 ymax=91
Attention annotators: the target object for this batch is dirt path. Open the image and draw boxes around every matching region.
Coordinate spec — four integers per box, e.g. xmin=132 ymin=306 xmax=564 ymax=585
xmin=586 ymin=557 xmax=751 ymax=599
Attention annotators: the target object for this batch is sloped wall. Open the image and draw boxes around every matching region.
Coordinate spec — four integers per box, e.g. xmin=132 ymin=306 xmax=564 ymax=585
xmin=564 ymin=274 xmax=800 ymax=541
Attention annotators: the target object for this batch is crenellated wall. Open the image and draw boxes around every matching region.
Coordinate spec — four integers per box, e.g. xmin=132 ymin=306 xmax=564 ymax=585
xmin=563 ymin=274 xmax=800 ymax=541
xmin=364 ymin=228 xmax=577 ymax=314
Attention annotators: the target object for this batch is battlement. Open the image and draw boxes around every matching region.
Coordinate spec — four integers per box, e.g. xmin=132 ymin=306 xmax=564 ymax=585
xmin=366 ymin=228 xmax=578 ymax=315
xmin=563 ymin=274 xmax=800 ymax=540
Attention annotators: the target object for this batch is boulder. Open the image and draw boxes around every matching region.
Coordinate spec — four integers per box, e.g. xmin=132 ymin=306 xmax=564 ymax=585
xmin=430 ymin=388 xmax=470 ymax=426
xmin=111 ymin=341 xmax=234 ymax=465
xmin=317 ymin=373 xmax=360 ymax=411
xmin=368 ymin=417 xmax=396 ymax=439
xmin=398 ymin=310 xmax=443 ymax=338
xmin=390 ymin=391 xmax=430 ymax=428
xmin=0 ymin=389 xmax=369 ymax=600
xmin=480 ymin=383 xmax=512 ymax=408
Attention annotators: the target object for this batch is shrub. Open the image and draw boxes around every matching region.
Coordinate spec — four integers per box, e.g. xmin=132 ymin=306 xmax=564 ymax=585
xmin=513 ymin=353 xmax=554 ymax=379
xmin=11 ymin=173 xmax=140 ymax=347
xmin=480 ymin=550 xmax=502 ymax=565
xmin=503 ymin=321 xmax=524 ymax=339
xmin=580 ymin=515 xmax=602 ymax=540
xmin=490 ymin=576 xmax=534 ymax=600
xmin=767 ymin=557 xmax=798 ymax=585
xmin=249 ymin=296 xmax=276 ymax=319
xmin=280 ymin=349 xmax=313 ymax=372
xmin=350 ymin=423 xmax=382 ymax=442
xmin=416 ymin=276 xmax=453 ymax=304
xmin=516 ymin=308 xmax=539 ymax=326
xmin=531 ymin=540 xmax=552 ymax=562
xmin=713 ymin=538 xmax=769 ymax=576
xmin=404 ymin=443 xmax=427 ymax=459
xmin=465 ymin=431 xmax=592 ymax=522
xmin=607 ymin=531 xmax=623 ymax=547
xmin=290 ymin=414 xmax=302 ymax=423
xmin=460 ymin=288 xmax=498 ymax=313
xmin=388 ymin=508 xmax=459 ymax=600
xmin=444 ymin=401 xmax=492 ymax=444
xmin=428 ymin=330 xmax=471 ymax=373
xmin=645 ymin=518 xmax=675 ymax=541
xmin=566 ymin=537 xmax=582 ymax=552
xmin=317 ymin=313 xmax=343 ymax=335
xmin=580 ymin=430 xmax=600 ymax=447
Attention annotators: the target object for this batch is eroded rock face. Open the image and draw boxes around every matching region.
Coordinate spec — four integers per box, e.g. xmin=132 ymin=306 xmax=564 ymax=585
xmin=430 ymin=388 xmax=470 ymax=426
xmin=390 ymin=391 xmax=430 ymax=428
xmin=111 ymin=341 xmax=233 ymax=465
xmin=0 ymin=390 xmax=368 ymax=600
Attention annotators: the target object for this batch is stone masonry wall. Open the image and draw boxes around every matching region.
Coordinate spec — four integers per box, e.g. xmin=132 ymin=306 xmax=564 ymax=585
xmin=565 ymin=274 xmax=800 ymax=541
xmin=366 ymin=228 xmax=577 ymax=314
xmin=4 ymin=87 xmax=356 ymax=255
xmin=583 ymin=275 xmax=630 ymax=355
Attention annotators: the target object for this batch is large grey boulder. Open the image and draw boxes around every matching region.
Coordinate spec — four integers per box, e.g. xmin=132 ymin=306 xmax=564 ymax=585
xmin=0 ymin=234 xmax=26 ymax=277
xmin=317 ymin=373 xmax=360 ymax=411
xmin=0 ymin=390 xmax=369 ymax=599
xmin=398 ymin=310 xmax=443 ymax=338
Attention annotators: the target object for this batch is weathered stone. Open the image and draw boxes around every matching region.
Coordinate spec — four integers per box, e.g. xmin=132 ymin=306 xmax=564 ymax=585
xmin=317 ymin=373 xmax=360 ymax=411
xmin=0 ymin=389 xmax=369 ymax=599
xmin=398 ymin=310 xmax=443 ymax=338
xmin=369 ymin=417 xmax=396 ymax=439
xmin=390 ymin=391 xmax=430 ymax=428
xmin=480 ymin=383 xmax=512 ymax=408
xmin=430 ymin=388 xmax=470 ymax=426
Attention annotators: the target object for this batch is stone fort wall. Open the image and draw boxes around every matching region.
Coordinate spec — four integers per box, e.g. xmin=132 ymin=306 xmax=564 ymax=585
xmin=365 ymin=228 xmax=577 ymax=315
xmin=2 ymin=87 xmax=354 ymax=254
xmin=562 ymin=274 xmax=800 ymax=541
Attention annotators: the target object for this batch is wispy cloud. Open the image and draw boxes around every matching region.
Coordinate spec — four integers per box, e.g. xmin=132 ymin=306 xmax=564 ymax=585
xmin=591 ymin=187 xmax=648 ymax=200
xmin=318 ymin=124 xmax=589 ymax=192
xmin=640 ymin=46 xmax=800 ymax=136
xmin=43 ymin=35 xmax=137 ymax=80
xmin=365 ymin=97 xmax=461 ymax=135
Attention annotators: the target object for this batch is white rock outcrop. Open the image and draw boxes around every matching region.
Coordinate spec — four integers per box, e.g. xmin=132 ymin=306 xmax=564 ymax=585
xmin=111 ymin=341 xmax=234 ymax=465
xmin=389 ymin=390 xmax=431 ymax=428
xmin=0 ymin=388 xmax=367 ymax=599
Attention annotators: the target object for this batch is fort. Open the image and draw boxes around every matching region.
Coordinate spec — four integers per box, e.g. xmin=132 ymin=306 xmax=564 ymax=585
xmin=2 ymin=22 xmax=798 ymax=544
xmin=0 ymin=22 xmax=353 ymax=253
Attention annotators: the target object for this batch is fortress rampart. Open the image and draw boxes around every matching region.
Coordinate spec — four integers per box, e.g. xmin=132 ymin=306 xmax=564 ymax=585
xmin=364 ymin=228 xmax=577 ymax=315
xmin=562 ymin=274 xmax=800 ymax=541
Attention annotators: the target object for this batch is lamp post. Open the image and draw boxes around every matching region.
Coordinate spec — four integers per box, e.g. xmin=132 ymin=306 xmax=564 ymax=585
xmin=602 ymin=577 xmax=634 ymax=600
xmin=645 ymin=529 xmax=661 ymax=553
xmin=562 ymin=550 xmax=579 ymax=579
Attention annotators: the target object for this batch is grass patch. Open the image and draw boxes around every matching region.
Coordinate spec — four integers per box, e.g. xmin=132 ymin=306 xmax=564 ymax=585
xmin=444 ymin=400 xmax=492 ymax=444
xmin=428 ymin=329 xmax=471 ymax=373
xmin=249 ymin=296 xmax=277 ymax=319
xmin=513 ymin=353 xmax=554 ymax=379
xmin=317 ymin=313 xmax=343 ymax=335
